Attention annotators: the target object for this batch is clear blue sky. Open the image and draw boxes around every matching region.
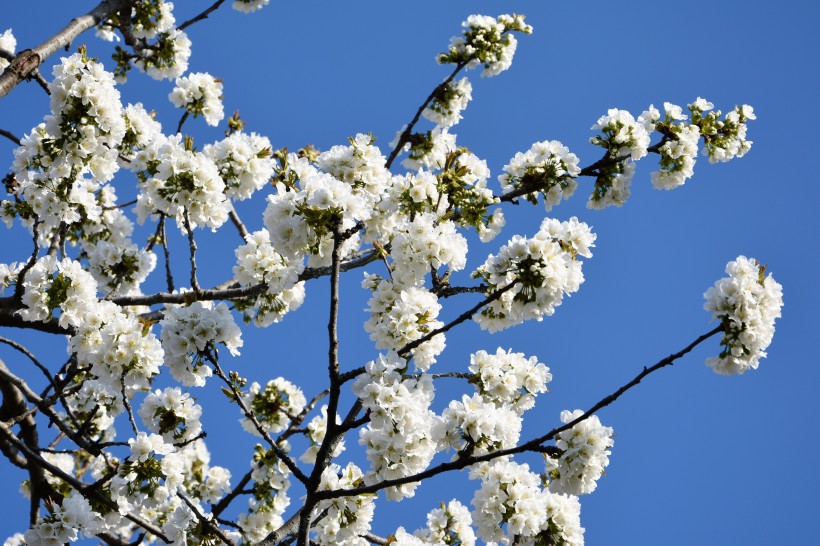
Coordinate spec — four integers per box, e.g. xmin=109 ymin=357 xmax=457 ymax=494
xmin=0 ymin=1 xmax=817 ymax=544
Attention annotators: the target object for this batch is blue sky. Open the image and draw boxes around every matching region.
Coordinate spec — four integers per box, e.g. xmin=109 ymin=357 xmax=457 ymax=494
xmin=0 ymin=1 xmax=817 ymax=544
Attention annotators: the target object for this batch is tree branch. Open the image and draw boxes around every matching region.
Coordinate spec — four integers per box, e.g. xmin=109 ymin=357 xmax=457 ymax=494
xmin=316 ymin=325 xmax=724 ymax=501
xmin=228 ymin=204 xmax=250 ymax=241
xmin=0 ymin=128 xmax=21 ymax=145
xmin=0 ymin=0 xmax=135 ymax=100
xmin=385 ymin=62 xmax=467 ymax=170
xmin=177 ymin=0 xmax=227 ymax=31
xmin=182 ymin=208 xmax=201 ymax=294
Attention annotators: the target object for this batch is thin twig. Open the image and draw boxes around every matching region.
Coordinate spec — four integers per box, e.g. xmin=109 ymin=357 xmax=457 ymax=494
xmin=397 ymin=282 xmax=516 ymax=356
xmin=120 ymin=373 xmax=139 ymax=435
xmin=316 ymin=325 xmax=724 ymax=501
xmin=228 ymin=204 xmax=250 ymax=241
xmin=208 ymin=353 xmax=310 ymax=485
xmin=177 ymin=0 xmax=227 ymax=31
xmin=0 ymin=128 xmax=21 ymax=145
xmin=0 ymin=336 xmax=58 ymax=392
xmin=176 ymin=111 xmax=189 ymax=134
xmin=177 ymin=491 xmax=237 ymax=546
xmin=385 ymin=62 xmax=468 ymax=169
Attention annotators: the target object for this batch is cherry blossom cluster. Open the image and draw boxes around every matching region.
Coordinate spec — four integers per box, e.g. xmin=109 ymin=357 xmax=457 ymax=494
xmin=233 ymin=229 xmax=306 ymax=326
xmin=6 ymin=51 xmax=125 ymax=231
xmin=86 ymin=239 xmax=157 ymax=295
xmin=18 ymin=256 xmax=98 ymax=328
xmin=315 ymin=133 xmax=391 ymax=203
xmin=438 ymin=393 xmax=521 ymax=455
xmin=363 ymin=277 xmax=445 ymax=370
xmin=688 ymin=98 xmax=756 ymax=163
xmin=499 ymin=139 xmax=581 ymax=210
xmin=238 ymin=444 xmax=293 ymax=541
xmin=352 ymin=352 xmax=439 ymax=500
xmin=263 ymin=150 xmax=374 ymax=266
xmin=391 ymin=212 xmax=468 ymax=285
xmin=399 ymin=127 xmax=456 ymax=171
xmin=240 ymin=377 xmax=307 ymax=436
xmin=473 ymin=217 xmax=595 ymax=332
xmin=203 ymin=131 xmax=274 ymax=200
xmin=169 ymin=72 xmax=225 ymax=126
xmin=133 ymin=134 xmax=230 ymax=230
xmin=68 ymin=299 xmax=163 ymax=410
xmin=468 ymin=347 xmax=552 ymax=414
xmin=107 ymin=434 xmax=235 ymax=545
xmin=703 ymin=256 xmax=783 ymax=375
xmin=139 ymin=386 xmax=203 ymax=443
xmin=470 ymin=459 xmax=584 ymax=545
xmin=0 ymin=29 xmax=16 ymax=73
xmin=422 ymin=77 xmax=473 ymax=128
xmin=438 ymin=14 xmax=532 ymax=77
xmin=546 ymin=410 xmax=614 ymax=496
xmin=587 ymin=108 xmax=650 ymax=209
xmin=24 ymin=492 xmax=101 ymax=546
xmin=314 ymin=463 xmax=375 ymax=546
xmin=638 ymin=102 xmax=700 ymax=190
xmin=101 ymin=1 xmax=192 ymax=81
xmin=160 ymin=301 xmax=243 ymax=386
xmin=392 ymin=500 xmax=476 ymax=546
xmin=123 ymin=101 xmax=163 ymax=150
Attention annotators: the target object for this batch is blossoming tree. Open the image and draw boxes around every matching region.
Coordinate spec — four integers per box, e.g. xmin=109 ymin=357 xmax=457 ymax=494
xmin=0 ymin=2 xmax=783 ymax=546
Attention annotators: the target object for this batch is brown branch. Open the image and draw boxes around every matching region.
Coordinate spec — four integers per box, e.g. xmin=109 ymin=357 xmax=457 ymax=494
xmin=385 ymin=61 xmax=468 ymax=170
xmin=0 ymin=128 xmax=21 ymax=145
xmin=228 ymin=204 xmax=250 ymax=241
xmin=177 ymin=0 xmax=227 ymax=31
xmin=397 ymin=281 xmax=515 ymax=357
xmin=208 ymin=353 xmax=310 ymax=486
xmin=0 ymin=358 xmax=53 ymax=524
xmin=0 ymin=418 xmax=170 ymax=540
xmin=177 ymin=491 xmax=237 ymax=546
xmin=0 ymin=0 xmax=135 ymax=100
xmin=108 ymin=250 xmax=382 ymax=307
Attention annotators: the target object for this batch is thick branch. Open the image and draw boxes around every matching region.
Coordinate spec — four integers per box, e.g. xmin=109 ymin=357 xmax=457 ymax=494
xmin=0 ymin=0 xmax=134 ymax=100
xmin=0 ymin=358 xmax=53 ymax=524
xmin=0 ymin=418 xmax=169 ymax=540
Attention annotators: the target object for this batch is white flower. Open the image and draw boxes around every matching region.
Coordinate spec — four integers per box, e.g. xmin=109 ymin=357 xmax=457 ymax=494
xmin=240 ymin=378 xmax=306 ymax=436
xmin=169 ymin=72 xmax=225 ymax=126
xmin=203 ymin=132 xmax=274 ymax=200
xmin=0 ymin=29 xmax=17 ymax=73
xmin=422 ymin=77 xmax=473 ymax=128
xmin=232 ymin=0 xmax=269 ymax=13
xmin=439 ymin=14 xmax=532 ymax=78
xmin=139 ymin=387 xmax=203 ymax=443
xmin=499 ymin=139 xmax=580 ymax=210
xmin=704 ymin=256 xmax=783 ymax=375
xmin=473 ymin=217 xmax=594 ymax=332
xmin=547 ymin=409 xmax=614 ymax=495
xmin=160 ymin=301 xmax=243 ymax=386
xmin=469 ymin=347 xmax=551 ymax=414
